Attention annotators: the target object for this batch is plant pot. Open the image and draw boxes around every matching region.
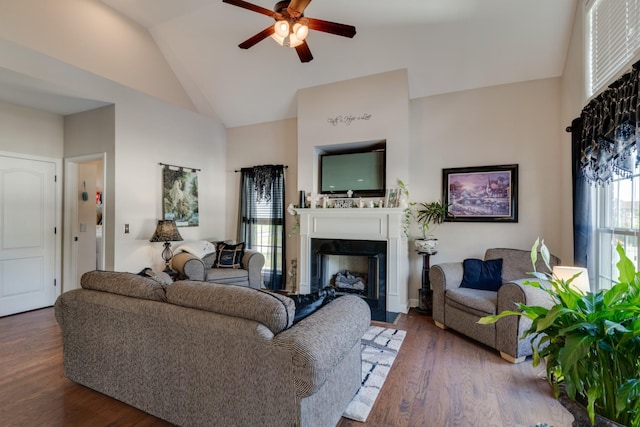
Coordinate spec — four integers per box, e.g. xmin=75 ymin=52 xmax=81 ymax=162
xmin=414 ymin=238 xmax=438 ymax=254
xmin=557 ymin=384 xmax=626 ymax=427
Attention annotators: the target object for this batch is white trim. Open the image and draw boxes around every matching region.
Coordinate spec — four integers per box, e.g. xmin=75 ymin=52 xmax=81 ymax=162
xmin=63 ymin=153 xmax=107 ymax=292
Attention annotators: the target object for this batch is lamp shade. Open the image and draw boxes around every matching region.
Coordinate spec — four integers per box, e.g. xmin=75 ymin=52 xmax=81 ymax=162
xmin=552 ymin=266 xmax=590 ymax=293
xmin=149 ymin=220 xmax=183 ymax=243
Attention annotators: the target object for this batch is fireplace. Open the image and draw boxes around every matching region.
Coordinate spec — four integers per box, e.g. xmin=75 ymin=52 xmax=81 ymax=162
xmin=297 ymin=208 xmax=409 ymax=318
xmin=311 ymin=239 xmax=386 ymax=319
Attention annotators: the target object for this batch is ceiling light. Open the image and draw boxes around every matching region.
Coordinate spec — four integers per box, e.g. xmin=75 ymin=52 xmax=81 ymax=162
xmin=293 ymin=22 xmax=308 ymax=41
xmin=274 ymin=20 xmax=290 ymax=38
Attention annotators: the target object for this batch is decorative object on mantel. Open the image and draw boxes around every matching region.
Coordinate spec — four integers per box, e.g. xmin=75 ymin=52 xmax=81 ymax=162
xmin=333 ymin=198 xmax=355 ymax=208
xmin=385 ymin=188 xmax=399 ymax=208
xmin=161 ymin=163 xmax=200 ymax=227
xmin=149 ymin=219 xmax=184 ymax=272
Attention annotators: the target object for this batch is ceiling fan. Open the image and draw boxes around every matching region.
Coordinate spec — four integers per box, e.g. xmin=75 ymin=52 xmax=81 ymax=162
xmin=222 ymin=0 xmax=356 ymax=63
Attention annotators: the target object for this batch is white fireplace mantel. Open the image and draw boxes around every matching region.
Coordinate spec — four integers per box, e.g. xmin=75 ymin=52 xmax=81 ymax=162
xmin=296 ymin=208 xmax=409 ymax=314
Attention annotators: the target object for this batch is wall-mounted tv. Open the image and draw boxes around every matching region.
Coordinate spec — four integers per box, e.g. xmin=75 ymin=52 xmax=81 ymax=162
xmin=319 ymin=150 xmax=386 ymax=197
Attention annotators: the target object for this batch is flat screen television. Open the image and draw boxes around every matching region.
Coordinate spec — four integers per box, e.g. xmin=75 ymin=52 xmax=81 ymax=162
xmin=319 ymin=150 xmax=385 ymax=197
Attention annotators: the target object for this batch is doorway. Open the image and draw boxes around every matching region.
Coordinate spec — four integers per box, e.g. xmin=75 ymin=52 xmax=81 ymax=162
xmin=64 ymin=154 xmax=106 ymax=292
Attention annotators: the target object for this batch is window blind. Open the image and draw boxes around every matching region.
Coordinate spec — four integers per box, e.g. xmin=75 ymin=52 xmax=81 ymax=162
xmin=587 ymin=0 xmax=640 ymax=96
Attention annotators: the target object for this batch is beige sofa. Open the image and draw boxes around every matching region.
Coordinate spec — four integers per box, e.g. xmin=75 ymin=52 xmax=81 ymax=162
xmin=54 ymin=271 xmax=370 ymax=427
xmin=172 ymin=248 xmax=264 ymax=288
xmin=430 ymin=248 xmax=559 ymax=363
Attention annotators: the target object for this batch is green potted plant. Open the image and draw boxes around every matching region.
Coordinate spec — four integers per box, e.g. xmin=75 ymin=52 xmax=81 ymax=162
xmin=398 ymin=180 xmax=449 ymax=253
xmin=413 ymin=200 xmax=449 ymax=253
xmin=479 ymin=239 xmax=640 ymax=426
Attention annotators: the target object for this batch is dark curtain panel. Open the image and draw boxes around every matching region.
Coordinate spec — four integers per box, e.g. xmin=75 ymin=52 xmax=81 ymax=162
xmin=239 ymin=165 xmax=286 ymax=290
xmin=571 ymin=117 xmax=594 ymax=273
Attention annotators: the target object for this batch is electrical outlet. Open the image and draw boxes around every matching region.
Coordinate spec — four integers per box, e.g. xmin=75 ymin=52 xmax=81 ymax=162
xmin=80 ymin=223 xmax=87 ymax=232
xmin=124 ymin=224 xmax=129 ymax=234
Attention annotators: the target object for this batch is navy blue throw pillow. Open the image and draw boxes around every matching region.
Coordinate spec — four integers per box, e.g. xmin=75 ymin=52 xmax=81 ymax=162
xmin=459 ymin=258 xmax=503 ymax=291
xmin=289 ymin=288 xmax=337 ymax=324
xmin=213 ymin=242 xmax=245 ymax=268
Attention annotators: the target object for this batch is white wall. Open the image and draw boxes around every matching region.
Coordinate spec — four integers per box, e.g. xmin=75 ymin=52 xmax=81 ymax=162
xmin=0 ymin=100 xmax=63 ymax=158
xmin=297 ymin=69 xmax=410 ymax=195
xmin=408 ymin=78 xmax=564 ymax=303
xmin=0 ymin=35 xmax=227 ymax=275
xmin=0 ymin=0 xmax=193 ymax=111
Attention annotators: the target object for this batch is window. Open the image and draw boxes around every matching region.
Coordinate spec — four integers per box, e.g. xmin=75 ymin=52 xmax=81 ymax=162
xmin=587 ymin=0 xmax=640 ymax=97
xmin=596 ymin=173 xmax=640 ymax=290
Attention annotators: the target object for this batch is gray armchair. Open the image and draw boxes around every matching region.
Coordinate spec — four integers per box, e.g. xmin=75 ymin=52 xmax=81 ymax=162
xmin=172 ymin=248 xmax=265 ymax=289
xmin=430 ymin=248 xmax=559 ymax=363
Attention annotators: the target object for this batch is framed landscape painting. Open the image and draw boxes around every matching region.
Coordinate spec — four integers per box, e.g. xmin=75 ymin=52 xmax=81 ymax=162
xmin=442 ymin=164 xmax=518 ymax=222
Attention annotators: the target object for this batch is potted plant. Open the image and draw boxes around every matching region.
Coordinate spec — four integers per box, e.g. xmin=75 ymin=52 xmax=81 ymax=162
xmin=479 ymin=239 xmax=640 ymax=427
xmin=398 ymin=180 xmax=449 ymax=253
xmin=413 ymin=200 xmax=449 ymax=253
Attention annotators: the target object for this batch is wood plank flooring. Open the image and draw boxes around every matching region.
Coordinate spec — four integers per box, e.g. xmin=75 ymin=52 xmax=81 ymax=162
xmin=0 ymin=307 xmax=573 ymax=427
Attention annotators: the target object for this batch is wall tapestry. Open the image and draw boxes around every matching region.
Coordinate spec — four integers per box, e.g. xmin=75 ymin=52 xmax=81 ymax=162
xmin=442 ymin=164 xmax=518 ymax=223
xmin=162 ymin=164 xmax=199 ymax=227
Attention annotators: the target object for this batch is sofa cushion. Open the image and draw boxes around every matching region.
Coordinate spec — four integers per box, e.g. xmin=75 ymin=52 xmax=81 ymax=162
xmin=446 ymin=287 xmax=497 ymax=317
xmin=460 ymin=258 xmax=503 ymax=291
xmin=214 ymin=242 xmax=245 ymax=268
xmin=205 ymin=268 xmax=249 ymax=283
xmin=81 ymin=270 xmax=167 ymax=302
xmin=166 ymin=281 xmax=295 ymax=334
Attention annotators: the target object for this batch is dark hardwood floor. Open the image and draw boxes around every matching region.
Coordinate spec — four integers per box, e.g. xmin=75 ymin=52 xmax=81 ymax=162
xmin=0 ymin=307 xmax=573 ymax=427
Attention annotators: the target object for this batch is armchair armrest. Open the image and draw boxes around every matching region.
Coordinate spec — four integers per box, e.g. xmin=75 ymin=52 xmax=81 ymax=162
xmin=242 ymin=249 xmax=265 ymax=289
xmin=172 ymin=252 xmax=206 ymax=281
xmin=496 ymin=279 xmax=553 ymax=361
xmin=430 ymin=262 xmax=464 ymax=325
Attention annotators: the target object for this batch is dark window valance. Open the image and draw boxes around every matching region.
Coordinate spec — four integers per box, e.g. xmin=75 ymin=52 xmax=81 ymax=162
xmin=579 ymin=62 xmax=640 ymax=184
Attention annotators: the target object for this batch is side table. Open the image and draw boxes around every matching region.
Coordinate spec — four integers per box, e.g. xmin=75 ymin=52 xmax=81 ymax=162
xmin=414 ymin=251 xmax=436 ymax=315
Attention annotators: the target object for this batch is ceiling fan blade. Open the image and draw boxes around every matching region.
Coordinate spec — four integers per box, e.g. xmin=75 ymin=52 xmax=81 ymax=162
xmin=239 ymin=26 xmax=276 ymax=49
xmin=306 ymin=18 xmax=356 ymax=38
xmin=222 ymin=0 xmax=277 ymax=18
xmin=295 ymin=41 xmax=313 ymax=63
xmin=288 ymin=0 xmax=312 ymax=15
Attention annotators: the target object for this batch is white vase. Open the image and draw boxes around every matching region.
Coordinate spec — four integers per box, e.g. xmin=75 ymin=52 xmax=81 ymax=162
xmin=415 ymin=238 xmax=438 ymax=254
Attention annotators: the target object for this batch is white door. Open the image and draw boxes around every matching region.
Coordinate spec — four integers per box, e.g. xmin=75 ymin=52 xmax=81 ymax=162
xmin=0 ymin=156 xmax=56 ymax=317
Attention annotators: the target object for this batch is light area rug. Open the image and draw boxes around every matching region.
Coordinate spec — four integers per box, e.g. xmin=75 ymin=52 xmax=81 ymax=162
xmin=342 ymin=325 xmax=407 ymax=422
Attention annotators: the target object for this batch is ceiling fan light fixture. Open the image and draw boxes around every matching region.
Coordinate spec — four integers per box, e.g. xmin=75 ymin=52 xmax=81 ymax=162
xmin=288 ymin=33 xmax=304 ymax=47
xmin=274 ymin=20 xmax=290 ymax=38
xmin=293 ymin=22 xmax=309 ymax=41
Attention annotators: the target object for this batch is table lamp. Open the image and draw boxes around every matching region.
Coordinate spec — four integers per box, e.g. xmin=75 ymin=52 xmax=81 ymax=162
xmin=552 ymin=266 xmax=590 ymax=293
xmin=150 ymin=220 xmax=183 ymax=272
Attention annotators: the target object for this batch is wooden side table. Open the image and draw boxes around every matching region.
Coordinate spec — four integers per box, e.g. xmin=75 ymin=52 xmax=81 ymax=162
xmin=414 ymin=251 xmax=436 ymax=315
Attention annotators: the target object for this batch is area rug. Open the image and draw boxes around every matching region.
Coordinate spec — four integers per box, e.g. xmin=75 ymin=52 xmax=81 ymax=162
xmin=342 ymin=325 xmax=407 ymax=422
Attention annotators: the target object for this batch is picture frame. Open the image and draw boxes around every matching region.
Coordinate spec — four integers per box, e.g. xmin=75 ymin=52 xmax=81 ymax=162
xmin=442 ymin=164 xmax=518 ymax=222
xmin=162 ymin=166 xmax=199 ymax=227
xmin=385 ymin=188 xmax=400 ymax=208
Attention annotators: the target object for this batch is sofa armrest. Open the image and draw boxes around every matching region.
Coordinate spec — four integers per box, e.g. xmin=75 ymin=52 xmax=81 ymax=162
xmin=273 ymin=295 xmax=370 ymax=398
xmin=242 ymin=249 xmax=265 ymax=289
xmin=496 ymin=279 xmax=553 ymax=359
xmin=430 ymin=262 xmax=464 ymax=325
xmin=172 ymin=252 xmax=206 ymax=281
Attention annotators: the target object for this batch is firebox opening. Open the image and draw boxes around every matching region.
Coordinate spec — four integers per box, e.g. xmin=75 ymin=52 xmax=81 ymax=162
xmin=310 ymin=238 xmax=391 ymax=321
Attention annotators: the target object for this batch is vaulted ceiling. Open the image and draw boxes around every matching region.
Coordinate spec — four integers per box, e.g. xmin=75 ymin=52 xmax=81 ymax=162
xmin=96 ymin=0 xmax=576 ymax=128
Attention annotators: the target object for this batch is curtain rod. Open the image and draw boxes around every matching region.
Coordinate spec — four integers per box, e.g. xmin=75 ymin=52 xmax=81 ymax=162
xmin=234 ymin=165 xmax=288 ymax=173
xmin=159 ymin=162 xmax=201 ymax=172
